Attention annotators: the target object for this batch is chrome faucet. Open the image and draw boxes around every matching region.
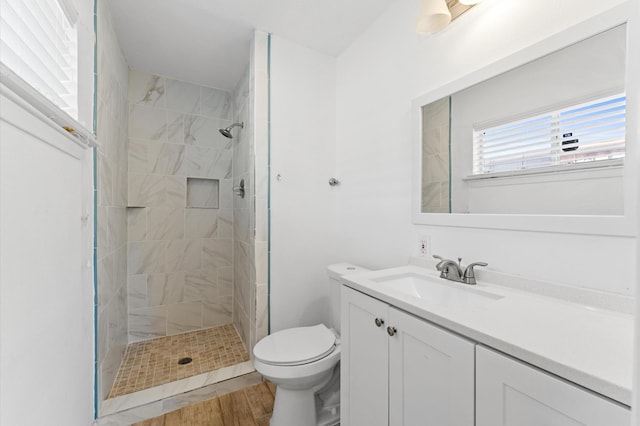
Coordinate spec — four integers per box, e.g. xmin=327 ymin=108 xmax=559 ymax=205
xmin=433 ymin=255 xmax=487 ymax=285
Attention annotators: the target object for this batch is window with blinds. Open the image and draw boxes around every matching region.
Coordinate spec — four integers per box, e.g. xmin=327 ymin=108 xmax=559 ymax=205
xmin=0 ymin=0 xmax=79 ymax=119
xmin=472 ymin=94 xmax=626 ymax=176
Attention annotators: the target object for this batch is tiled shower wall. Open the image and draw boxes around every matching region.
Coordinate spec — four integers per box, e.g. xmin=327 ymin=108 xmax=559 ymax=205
xmin=253 ymin=32 xmax=269 ymax=347
xmin=233 ymin=34 xmax=269 ymax=351
xmin=96 ymin=1 xmax=130 ymax=401
xmin=232 ymin=65 xmax=252 ymax=346
xmin=125 ymin=70 xmax=236 ymax=341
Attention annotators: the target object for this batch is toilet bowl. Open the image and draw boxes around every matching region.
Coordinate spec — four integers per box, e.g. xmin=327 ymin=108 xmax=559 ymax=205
xmin=254 ymin=325 xmax=341 ymax=426
xmin=253 ymin=263 xmax=369 ymax=426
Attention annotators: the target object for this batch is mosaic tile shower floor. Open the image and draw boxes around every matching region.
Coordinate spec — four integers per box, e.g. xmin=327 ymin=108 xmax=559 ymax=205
xmin=108 ymin=324 xmax=249 ymax=398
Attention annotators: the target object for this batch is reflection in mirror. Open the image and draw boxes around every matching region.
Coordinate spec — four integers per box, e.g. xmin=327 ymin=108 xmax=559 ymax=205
xmin=421 ymin=97 xmax=450 ymax=213
xmin=420 ymin=24 xmax=626 ymax=215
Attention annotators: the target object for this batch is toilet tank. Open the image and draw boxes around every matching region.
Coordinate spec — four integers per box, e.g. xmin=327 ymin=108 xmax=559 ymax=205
xmin=327 ymin=263 xmax=370 ymax=334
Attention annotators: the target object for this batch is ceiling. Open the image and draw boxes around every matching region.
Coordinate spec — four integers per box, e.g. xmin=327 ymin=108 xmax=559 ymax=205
xmin=107 ymin=0 xmax=398 ymax=91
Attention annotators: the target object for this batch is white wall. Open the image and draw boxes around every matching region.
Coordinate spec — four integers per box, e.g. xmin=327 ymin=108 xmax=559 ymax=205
xmin=270 ymin=35 xmax=339 ymax=332
xmin=335 ymin=0 xmax=636 ymax=295
xmin=0 ymin=91 xmax=94 ymax=426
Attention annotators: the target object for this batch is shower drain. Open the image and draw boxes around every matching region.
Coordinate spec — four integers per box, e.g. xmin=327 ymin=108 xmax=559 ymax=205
xmin=178 ymin=357 xmax=193 ymax=365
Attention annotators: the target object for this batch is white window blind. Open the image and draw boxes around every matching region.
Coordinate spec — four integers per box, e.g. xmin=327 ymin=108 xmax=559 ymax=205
xmin=472 ymin=94 xmax=626 ymax=176
xmin=0 ymin=0 xmax=78 ymax=119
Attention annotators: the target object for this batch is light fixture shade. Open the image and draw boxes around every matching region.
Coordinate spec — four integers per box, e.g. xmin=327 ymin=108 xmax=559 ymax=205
xmin=416 ymin=0 xmax=452 ymax=35
xmin=459 ymin=0 xmax=483 ymax=4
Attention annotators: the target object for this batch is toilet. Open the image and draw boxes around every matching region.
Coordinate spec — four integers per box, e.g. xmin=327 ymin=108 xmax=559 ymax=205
xmin=253 ymin=263 xmax=369 ymax=426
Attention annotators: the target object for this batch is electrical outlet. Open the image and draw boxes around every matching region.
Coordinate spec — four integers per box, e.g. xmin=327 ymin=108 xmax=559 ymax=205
xmin=418 ymin=235 xmax=431 ymax=257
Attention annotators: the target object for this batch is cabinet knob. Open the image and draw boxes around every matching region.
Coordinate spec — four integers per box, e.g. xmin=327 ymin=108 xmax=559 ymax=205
xmin=374 ymin=318 xmax=385 ymax=327
xmin=387 ymin=326 xmax=397 ymax=336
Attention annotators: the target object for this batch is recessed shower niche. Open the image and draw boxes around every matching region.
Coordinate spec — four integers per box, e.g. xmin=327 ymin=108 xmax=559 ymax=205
xmin=187 ymin=177 xmax=220 ymax=209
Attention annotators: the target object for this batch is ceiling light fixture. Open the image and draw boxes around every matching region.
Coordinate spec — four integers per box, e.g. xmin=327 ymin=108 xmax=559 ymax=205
xmin=416 ymin=0 xmax=452 ymax=35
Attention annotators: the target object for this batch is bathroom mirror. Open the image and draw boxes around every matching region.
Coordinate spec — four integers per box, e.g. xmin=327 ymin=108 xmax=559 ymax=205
xmin=412 ymin=5 xmax=637 ymax=236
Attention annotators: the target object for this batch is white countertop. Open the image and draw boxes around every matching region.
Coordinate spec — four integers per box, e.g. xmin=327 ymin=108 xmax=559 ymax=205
xmin=342 ymin=262 xmax=634 ymax=406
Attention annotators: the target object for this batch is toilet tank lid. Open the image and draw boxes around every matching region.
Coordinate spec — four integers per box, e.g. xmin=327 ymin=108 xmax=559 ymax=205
xmin=327 ymin=263 xmax=371 ymax=280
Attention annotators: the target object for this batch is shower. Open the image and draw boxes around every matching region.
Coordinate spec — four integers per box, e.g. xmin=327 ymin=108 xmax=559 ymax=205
xmin=219 ymin=122 xmax=244 ymax=138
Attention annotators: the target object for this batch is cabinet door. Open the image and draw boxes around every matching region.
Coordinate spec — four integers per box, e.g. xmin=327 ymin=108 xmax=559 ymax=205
xmin=341 ymin=286 xmax=389 ymax=426
xmin=388 ymin=308 xmax=475 ymax=426
xmin=476 ymin=346 xmax=630 ymax=426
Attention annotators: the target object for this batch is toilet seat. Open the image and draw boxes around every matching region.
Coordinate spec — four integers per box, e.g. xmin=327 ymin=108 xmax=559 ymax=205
xmin=254 ymin=324 xmax=336 ymax=366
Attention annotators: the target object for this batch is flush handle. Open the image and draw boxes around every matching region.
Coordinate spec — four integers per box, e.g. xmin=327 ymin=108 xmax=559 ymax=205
xmin=374 ymin=318 xmax=384 ymax=327
xmin=387 ymin=326 xmax=397 ymax=336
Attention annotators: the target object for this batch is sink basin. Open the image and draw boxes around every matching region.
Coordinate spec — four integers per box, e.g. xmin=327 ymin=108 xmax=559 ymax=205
xmin=371 ymin=273 xmax=503 ymax=309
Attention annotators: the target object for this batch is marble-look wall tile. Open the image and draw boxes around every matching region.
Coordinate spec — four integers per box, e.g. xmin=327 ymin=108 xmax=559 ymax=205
xmin=202 ymin=239 xmax=232 ymax=267
xmin=185 ymin=209 xmax=218 ymax=239
xmin=203 ymin=297 xmax=233 ymax=327
xmin=218 ymin=267 xmax=233 ymax=297
xmin=219 ymin=179 xmax=233 ymax=209
xmin=234 ymin=241 xmax=251 ymax=316
xmin=233 ymin=299 xmax=249 ymax=347
xmin=167 ymin=301 xmax=202 ymax=335
xmin=115 ymin=286 xmax=129 ymax=348
xmin=166 ymin=176 xmax=186 ymax=208
xmin=147 ymin=272 xmax=185 ymax=307
xmin=255 ymin=197 xmax=267 ymax=242
xmin=129 ymin=105 xmax=167 ymax=141
xmin=129 ymin=140 xmax=185 ymax=176
xmin=425 ymin=153 xmax=449 ymax=183
xmin=184 ymin=267 xmax=217 ymax=303
xmin=166 ymin=239 xmax=202 ymax=272
xmin=98 ymin=254 xmax=115 ymax=309
xmin=128 ymin=241 xmax=166 ymax=275
xmin=107 ymin=206 xmax=127 ymax=250
xmin=166 ymin=80 xmax=201 ymax=114
xmin=422 ymin=182 xmax=442 ymax=212
xmin=100 ymin=346 xmax=126 ymax=403
xmin=129 ymin=306 xmax=167 ymax=342
xmin=128 ymin=275 xmax=148 ymax=310
xmin=128 ymin=174 xmax=166 ymax=207
xmin=256 ymin=284 xmax=268 ymax=343
xmin=149 ymin=143 xmax=185 ymax=176
xmin=233 ymin=206 xmax=250 ymax=243
xmin=217 ymin=208 xmax=233 ymax=239
xmin=127 ymin=208 xmax=147 ymax=242
xmin=184 ymin=115 xmax=221 ymax=148
xmin=116 ymin=247 xmax=128 ymax=295
xmin=97 ymin=2 xmax=129 ymax=401
xmin=167 ymin=112 xmax=184 ymax=144
xmin=128 ymin=139 xmax=148 ymax=174
xmin=97 ymin=205 xmax=108 ymax=258
xmin=128 ymin=70 xmax=165 ymax=107
xmin=233 ymin=132 xmax=250 ymax=176
xmin=255 ymin=241 xmax=267 ymax=285
xmin=98 ymin=152 xmax=113 ymax=206
xmin=147 ymin=207 xmax=184 ymax=241
xmin=185 ymin=146 xmax=233 ymax=179
xmin=201 ymin=87 xmax=232 ymax=119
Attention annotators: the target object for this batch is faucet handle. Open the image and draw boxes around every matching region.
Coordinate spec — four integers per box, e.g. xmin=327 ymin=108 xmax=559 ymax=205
xmin=463 ymin=262 xmax=488 ymax=285
xmin=432 ymin=254 xmax=445 ymax=270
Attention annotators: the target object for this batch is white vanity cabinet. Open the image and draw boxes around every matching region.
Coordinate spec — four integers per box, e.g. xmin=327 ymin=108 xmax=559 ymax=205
xmin=341 ymin=286 xmax=475 ymax=426
xmin=476 ymin=346 xmax=630 ymax=426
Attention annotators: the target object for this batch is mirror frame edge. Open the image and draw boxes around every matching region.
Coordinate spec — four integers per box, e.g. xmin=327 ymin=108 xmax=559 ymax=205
xmin=412 ymin=2 xmax=637 ymax=237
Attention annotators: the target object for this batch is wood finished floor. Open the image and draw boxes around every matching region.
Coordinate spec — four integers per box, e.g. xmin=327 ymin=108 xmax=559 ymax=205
xmin=132 ymin=381 xmax=276 ymax=426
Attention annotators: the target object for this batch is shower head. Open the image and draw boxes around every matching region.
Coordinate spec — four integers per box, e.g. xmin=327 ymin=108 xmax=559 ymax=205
xmin=219 ymin=122 xmax=244 ymax=139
